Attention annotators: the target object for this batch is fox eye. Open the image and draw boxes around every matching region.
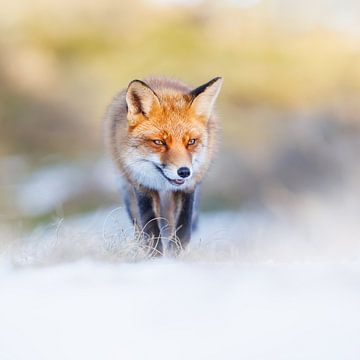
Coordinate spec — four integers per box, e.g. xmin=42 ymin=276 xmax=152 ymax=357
xmin=188 ymin=139 xmax=196 ymax=146
xmin=153 ymin=139 xmax=165 ymax=146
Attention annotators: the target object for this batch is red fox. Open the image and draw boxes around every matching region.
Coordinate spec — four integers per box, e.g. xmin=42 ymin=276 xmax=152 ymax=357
xmin=104 ymin=76 xmax=223 ymax=255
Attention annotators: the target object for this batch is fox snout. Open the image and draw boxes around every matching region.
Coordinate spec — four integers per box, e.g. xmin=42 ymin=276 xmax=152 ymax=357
xmin=161 ymin=163 xmax=192 ymax=179
xmin=177 ymin=167 xmax=191 ymax=178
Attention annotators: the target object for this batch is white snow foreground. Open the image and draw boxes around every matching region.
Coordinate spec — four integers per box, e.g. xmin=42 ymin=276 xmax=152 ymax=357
xmin=0 ymin=260 xmax=359 ymax=360
xmin=1 ymin=196 xmax=360 ymax=360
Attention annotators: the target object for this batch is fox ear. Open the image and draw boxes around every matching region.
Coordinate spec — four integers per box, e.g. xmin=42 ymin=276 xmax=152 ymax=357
xmin=126 ymin=80 xmax=160 ymax=117
xmin=190 ymin=77 xmax=223 ymax=118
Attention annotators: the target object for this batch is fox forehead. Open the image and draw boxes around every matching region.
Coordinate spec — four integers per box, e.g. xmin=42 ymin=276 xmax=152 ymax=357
xmin=152 ymin=92 xmax=197 ymax=119
xmin=129 ymin=95 xmax=206 ymax=138
xmin=130 ymin=118 xmax=204 ymax=141
xmin=158 ymin=92 xmax=190 ymax=108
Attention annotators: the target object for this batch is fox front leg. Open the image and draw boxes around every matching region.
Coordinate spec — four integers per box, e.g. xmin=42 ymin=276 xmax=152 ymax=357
xmin=171 ymin=191 xmax=195 ymax=253
xmin=135 ymin=189 xmax=163 ymax=256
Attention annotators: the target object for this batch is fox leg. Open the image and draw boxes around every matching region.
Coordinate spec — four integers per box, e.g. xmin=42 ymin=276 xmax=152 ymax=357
xmin=191 ymin=187 xmax=200 ymax=232
xmin=123 ymin=185 xmax=137 ymax=224
xmin=171 ymin=191 xmax=195 ymax=252
xmin=135 ymin=189 xmax=163 ymax=255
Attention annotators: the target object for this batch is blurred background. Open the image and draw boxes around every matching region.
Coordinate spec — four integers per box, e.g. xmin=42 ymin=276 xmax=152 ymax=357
xmin=1 ymin=0 xmax=360 ymax=232
xmin=1 ymin=4 xmax=360 ymax=356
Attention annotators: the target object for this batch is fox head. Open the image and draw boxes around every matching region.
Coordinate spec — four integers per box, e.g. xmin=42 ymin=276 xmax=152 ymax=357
xmin=123 ymin=77 xmax=223 ymax=191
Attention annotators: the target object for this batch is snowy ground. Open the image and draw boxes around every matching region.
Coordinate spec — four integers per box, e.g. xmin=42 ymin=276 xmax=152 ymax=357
xmin=0 ymin=261 xmax=359 ymax=360
xmin=0 ymin=195 xmax=360 ymax=359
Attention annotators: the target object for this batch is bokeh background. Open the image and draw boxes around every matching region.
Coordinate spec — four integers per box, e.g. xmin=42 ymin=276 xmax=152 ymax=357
xmin=1 ymin=0 xmax=360 ymax=230
xmin=1 ymin=3 xmax=360 ymax=358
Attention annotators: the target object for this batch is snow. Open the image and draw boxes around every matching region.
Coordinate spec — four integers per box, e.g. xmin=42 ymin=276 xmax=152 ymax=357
xmin=15 ymin=159 xmax=116 ymax=216
xmin=0 ymin=261 xmax=359 ymax=359
xmin=1 ymin=194 xmax=360 ymax=359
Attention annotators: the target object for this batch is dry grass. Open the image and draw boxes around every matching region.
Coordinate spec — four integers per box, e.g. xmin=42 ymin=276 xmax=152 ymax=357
xmin=1 ymin=207 xmax=188 ymax=268
xmin=2 ymin=183 xmax=360 ymax=269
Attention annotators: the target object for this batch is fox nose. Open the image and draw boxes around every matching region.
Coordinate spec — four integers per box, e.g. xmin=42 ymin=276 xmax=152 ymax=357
xmin=177 ymin=167 xmax=191 ymax=178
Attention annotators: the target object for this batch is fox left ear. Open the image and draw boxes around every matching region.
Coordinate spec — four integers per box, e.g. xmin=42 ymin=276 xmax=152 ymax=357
xmin=126 ymin=80 xmax=160 ymax=117
xmin=190 ymin=77 xmax=223 ymax=119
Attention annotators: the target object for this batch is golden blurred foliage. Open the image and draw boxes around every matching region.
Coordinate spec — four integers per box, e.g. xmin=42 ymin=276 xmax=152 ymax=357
xmin=1 ymin=0 xmax=360 ymax=220
xmin=1 ymin=0 xmax=360 ymax=116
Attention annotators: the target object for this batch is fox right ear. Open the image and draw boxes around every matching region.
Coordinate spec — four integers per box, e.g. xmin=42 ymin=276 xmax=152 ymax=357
xmin=190 ymin=77 xmax=223 ymax=119
xmin=126 ymin=80 xmax=160 ymax=118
